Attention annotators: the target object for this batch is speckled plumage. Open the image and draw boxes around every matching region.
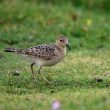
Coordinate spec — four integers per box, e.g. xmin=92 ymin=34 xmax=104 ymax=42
xmin=4 ymin=35 xmax=70 ymax=78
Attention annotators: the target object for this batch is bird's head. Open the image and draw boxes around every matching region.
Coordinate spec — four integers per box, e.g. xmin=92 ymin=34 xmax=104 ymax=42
xmin=56 ymin=35 xmax=71 ymax=49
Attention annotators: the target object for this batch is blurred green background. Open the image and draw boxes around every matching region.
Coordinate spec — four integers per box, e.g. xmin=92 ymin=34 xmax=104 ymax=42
xmin=0 ymin=0 xmax=110 ymax=49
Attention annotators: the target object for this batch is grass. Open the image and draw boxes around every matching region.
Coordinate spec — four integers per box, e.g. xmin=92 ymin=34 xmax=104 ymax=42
xmin=0 ymin=0 xmax=110 ymax=110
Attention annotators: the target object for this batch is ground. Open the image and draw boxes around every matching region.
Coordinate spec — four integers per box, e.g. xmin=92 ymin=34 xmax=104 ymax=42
xmin=0 ymin=1 xmax=110 ymax=110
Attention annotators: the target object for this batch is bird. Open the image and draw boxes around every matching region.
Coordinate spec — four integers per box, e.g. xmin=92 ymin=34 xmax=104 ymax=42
xmin=4 ymin=35 xmax=70 ymax=79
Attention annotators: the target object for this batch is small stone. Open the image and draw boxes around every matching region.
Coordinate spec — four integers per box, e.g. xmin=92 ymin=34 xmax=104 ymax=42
xmin=95 ymin=78 xmax=103 ymax=82
xmin=13 ymin=71 xmax=20 ymax=76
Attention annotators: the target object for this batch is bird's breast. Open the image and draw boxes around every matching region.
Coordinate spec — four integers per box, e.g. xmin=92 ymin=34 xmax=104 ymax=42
xmin=35 ymin=55 xmax=64 ymax=66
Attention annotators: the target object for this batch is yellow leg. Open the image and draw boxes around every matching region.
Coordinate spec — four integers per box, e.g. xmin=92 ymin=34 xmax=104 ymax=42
xmin=30 ymin=63 xmax=35 ymax=78
xmin=38 ymin=66 xmax=42 ymax=74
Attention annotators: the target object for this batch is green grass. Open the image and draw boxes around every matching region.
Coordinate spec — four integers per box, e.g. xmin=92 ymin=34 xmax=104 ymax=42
xmin=0 ymin=0 xmax=110 ymax=110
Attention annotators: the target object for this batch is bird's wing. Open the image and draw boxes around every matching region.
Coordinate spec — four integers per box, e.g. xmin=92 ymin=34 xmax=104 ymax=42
xmin=21 ymin=44 xmax=56 ymax=60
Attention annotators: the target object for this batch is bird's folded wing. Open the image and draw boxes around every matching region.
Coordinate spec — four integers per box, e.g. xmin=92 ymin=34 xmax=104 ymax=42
xmin=21 ymin=44 xmax=56 ymax=60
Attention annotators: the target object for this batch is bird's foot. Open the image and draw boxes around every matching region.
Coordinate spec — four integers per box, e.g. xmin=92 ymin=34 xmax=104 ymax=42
xmin=43 ymin=77 xmax=53 ymax=85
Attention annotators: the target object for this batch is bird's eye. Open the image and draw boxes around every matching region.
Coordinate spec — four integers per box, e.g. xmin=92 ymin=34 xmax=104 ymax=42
xmin=60 ymin=39 xmax=64 ymax=42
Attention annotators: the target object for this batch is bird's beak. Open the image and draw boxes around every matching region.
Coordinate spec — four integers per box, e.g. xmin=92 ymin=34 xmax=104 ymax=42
xmin=66 ymin=44 xmax=71 ymax=50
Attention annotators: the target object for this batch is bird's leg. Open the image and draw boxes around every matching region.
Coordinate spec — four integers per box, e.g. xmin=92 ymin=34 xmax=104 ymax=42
xmin=38 ymin=66 xmax=42 ymax=74
xmin=30 ymin=63 xmax=35 ymax=78
xmin=37 ymin=66 xmax=43 ymax=80
xmin=37 ymin=66 xmax=52 ymax=84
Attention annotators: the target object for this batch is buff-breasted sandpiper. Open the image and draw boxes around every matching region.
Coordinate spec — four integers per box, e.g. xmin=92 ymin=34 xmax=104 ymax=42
xmin=4 ymin=35 xmax=70 ymax=78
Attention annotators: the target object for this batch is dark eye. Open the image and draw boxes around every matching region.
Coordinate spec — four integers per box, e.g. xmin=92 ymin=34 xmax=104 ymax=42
xmin=60 ymin=39 xmax=64 ymax=42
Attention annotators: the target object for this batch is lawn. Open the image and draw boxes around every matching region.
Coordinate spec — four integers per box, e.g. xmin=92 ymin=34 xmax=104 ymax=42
xmin=0 ymin=0 xmax=110 ymax=110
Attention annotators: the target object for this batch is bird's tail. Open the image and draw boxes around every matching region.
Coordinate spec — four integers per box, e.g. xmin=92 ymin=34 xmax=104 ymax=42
xmin=4 ymin=48 xmax=22 ymax=53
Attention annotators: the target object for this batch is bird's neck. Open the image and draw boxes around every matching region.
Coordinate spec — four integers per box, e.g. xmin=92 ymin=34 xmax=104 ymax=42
xmin=55 ymin=44 xmax=66 ymax=55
